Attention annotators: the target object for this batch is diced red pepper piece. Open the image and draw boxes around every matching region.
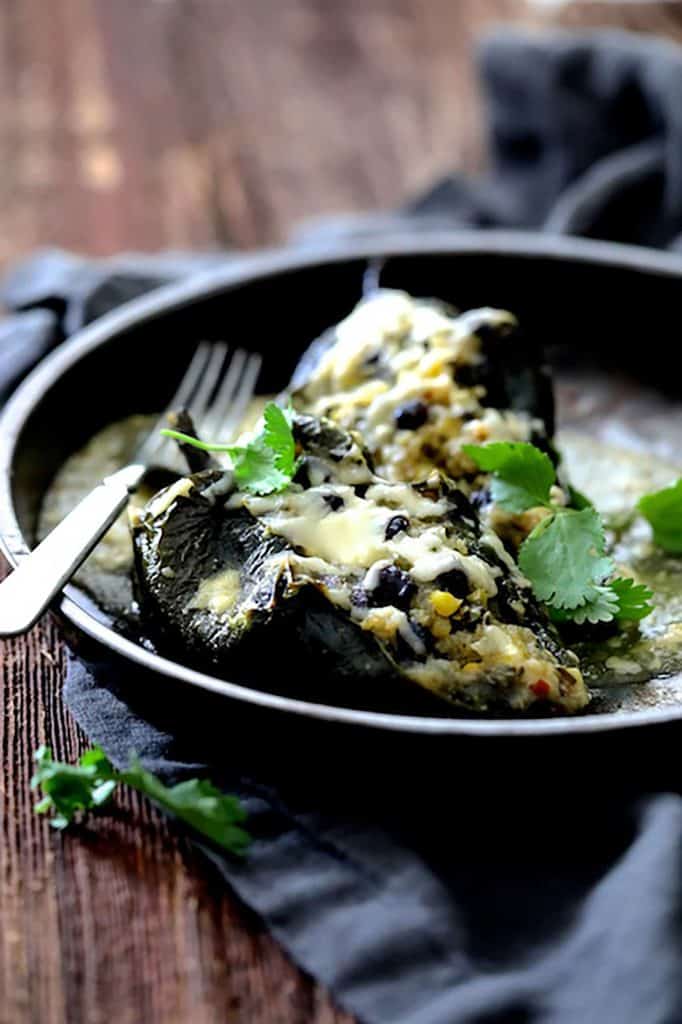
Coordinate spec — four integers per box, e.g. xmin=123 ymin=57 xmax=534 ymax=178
xmin=530 ymin=679 xmax=550 ymax=699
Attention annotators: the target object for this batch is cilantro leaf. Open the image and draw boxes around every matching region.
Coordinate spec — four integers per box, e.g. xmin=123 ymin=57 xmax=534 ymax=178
xmin=609 ymin=577 xmax=654 ymax=621
xmin=225 ymin=438 xmax=293 ymax=495
xmin=550 ymin=577 xmax=654 ymax=625
xmin=32 ymin=747 xmax=250 ymax=855
xmin=637 ymin=479 xmax=682 ymax=554
xmin=550 ymin=585 xmax=619 ymax=625
xmin=223 ymin=403 xmax=298 ymax=495
xmin=567 ymin=485 xmax=594 ymax=511
xmin=448 ymin=440 xmax=655 ymax=625
xmin=574 ymin=585 xmax=621 ymax=624
xmin=162 ymin=400 xmax=298 ymax=496
xmin=518 ymin=507 xmax=614 ymax=610
xmin=31 ymin=745 xmax=117 ymax=830
xmin=462 ymin=441 xmax=555 ymax=513
xmin=261 ymin=402 xmax=297 ymax=478
xmin=122 ymin=760 xmax=250 ymax=856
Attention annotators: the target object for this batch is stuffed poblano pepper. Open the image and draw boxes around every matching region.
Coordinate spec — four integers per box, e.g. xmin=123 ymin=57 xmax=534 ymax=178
xmin=132 ymin=413 xmax=588 ymax=714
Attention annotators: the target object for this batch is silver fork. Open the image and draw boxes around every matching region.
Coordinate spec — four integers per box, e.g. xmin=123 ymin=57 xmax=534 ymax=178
xmin=0 ymin=344 xmax=262 ymax=637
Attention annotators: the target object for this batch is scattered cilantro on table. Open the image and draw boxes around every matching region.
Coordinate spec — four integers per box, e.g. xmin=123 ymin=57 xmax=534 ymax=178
xmin=463 ymin=441 xmax=653 ymax=625
xmin=162 ymin=400 xmax=299 ymax=495
xmin=31 ymin=745 xmax=250 ymax=855
xmin=32 ymin=745 xmax=117 ymax=830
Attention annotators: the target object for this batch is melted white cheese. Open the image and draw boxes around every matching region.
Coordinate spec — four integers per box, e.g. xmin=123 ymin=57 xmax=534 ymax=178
xmin=389 ymin=528 xmax=460 ymax=583
xmin=188 ymin=568 xmax=241 ymax=616
xmin=459 ymin=408 xmax=539 ymax=446
xmin=365 ymin=482 xmax=447 ymax=519
xmin=259 ymin=490 xmax=392 ymax=568
xmin=148 ymin=477 xmax=194 ymax=519
xmin=252 ymin=482 xmax=501 ymax=598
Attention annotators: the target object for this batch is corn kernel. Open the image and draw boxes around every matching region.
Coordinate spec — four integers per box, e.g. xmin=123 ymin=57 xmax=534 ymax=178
xmin=423 ymin=360 xmax=445 ymax=378
xmin=430 ymin=591 xmax=461 ymax=617
xmin=431 ymin=617 xmax=451 ymax=639
xmin=354 ymin=380 xmax=389 ymax=405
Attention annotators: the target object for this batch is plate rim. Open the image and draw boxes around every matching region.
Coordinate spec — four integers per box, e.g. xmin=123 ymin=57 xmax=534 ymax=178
xmin=3 ymin=227 xmax=682 ymax=737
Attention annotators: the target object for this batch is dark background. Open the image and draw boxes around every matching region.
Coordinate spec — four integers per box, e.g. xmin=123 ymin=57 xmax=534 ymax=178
xmin=2 ymin=3 xmax=682 ymax=1024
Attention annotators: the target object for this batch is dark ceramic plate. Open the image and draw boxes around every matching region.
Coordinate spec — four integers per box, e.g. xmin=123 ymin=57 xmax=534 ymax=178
xmin=2 ymin=230 xmax=682 ymax=737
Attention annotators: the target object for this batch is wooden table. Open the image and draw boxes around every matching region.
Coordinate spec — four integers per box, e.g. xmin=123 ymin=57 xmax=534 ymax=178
xmin=2 ymin=3 xmax=680 ymax=1022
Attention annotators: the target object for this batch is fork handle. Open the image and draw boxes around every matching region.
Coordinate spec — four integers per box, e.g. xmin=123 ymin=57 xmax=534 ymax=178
xmin=0 ymin=464 xmax=145 ymax=637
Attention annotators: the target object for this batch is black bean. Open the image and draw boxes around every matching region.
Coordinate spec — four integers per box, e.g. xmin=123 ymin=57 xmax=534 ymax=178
xmin=293 ymin=461 xmax=312 ymax=488
xmin=366 ymin=565 xmax=416 ymax=610
xmin=434 ymin=569 xmax=469 ymax=598
xmin=394 ymin=400 xmax=428 ymax=430
xmin=384 ymin=515 xmax=409 ymax=540
xmin=454 ymin=364 xmax=486 ymax=389
xmin=323 ymin=493 xmax=344 ymax=512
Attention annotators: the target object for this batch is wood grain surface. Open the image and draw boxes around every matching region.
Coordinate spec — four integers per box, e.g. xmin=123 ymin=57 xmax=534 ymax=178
xmin=1 ymin=2 xmax=680 ymax=1022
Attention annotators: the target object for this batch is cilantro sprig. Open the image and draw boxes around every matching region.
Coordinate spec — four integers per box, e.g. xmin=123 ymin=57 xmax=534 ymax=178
xmin=638 ymin=478 xmax=682 ymax=554
xmin=462 ymin=441 xmax=555 ymax=513
xmin=517 ymin=505 xmax=612 ymax=611
xmin=32 ymin=746 xmax=250 ymax=855
xmin=32 ymin=746 xmax=117 ymax=829
xmin=162 ymin=401 xmax=299 ymax=496
xmin=464 ymin=441 xmax=653 ymax=625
